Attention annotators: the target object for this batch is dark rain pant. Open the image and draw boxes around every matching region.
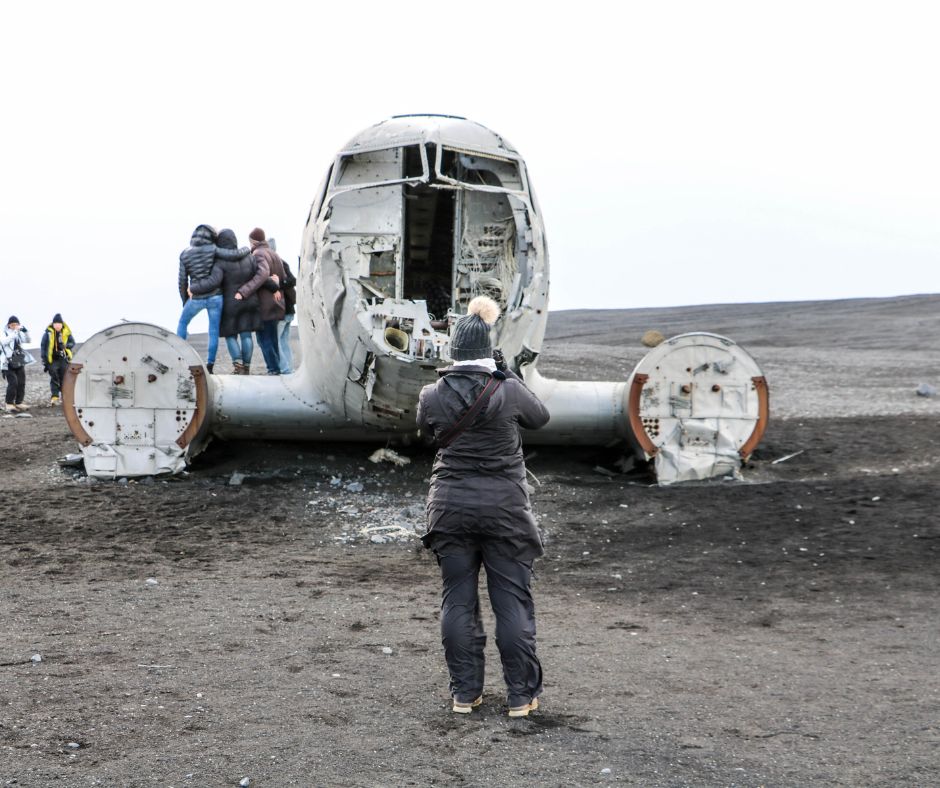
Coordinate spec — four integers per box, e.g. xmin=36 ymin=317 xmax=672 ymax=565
xmin=48 ymin=357 xmax=69 ymax=398
xmin=438 ymin=546 xmax=543 ymax=707
xmin=4 ymin=367 xmax=25 ymax=405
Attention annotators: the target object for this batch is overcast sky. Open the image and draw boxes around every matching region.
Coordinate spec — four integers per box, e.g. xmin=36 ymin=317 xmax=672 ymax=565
xmin=3 ymin=1 xmax=937 ymax=337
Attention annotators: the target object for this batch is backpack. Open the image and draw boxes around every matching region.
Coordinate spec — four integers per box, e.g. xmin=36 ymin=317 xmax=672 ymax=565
xmin=8 ymin=343 xmax=26 ymax=369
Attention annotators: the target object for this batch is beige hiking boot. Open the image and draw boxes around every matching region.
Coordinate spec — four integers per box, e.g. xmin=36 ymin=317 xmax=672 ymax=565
xmin=508 ymin=698 xmax=539 ymax=718
xmin=452 ymin=696 xmax=483 ymax=714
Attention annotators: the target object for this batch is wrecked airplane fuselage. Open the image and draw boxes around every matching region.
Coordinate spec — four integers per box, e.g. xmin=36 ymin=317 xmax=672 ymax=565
xmin=208 ymin=114 xmax=616 ymax=444
xmin=295 ymin=114 xmax=549 ymax=432
xmin=64 ymin=115 xmax=768 ymax=481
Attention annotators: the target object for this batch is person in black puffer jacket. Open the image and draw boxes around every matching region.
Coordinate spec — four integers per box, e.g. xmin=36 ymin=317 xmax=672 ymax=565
xmin=177 ymin=224 xmax=224 ymax=371
xmin=417 ymin=296 xmax=550 ymax=719
xmin=177 ymin=225 xmax=219 ymax=304
xmin=191 ymin=229 xmax=263 ymax=374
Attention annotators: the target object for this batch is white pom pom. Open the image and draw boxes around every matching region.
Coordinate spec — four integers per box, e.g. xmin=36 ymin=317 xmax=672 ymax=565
xmin=467 ymin=296 xmax=500 ymax=325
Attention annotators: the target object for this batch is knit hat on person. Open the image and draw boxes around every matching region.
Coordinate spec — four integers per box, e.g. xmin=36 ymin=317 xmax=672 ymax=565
xmin=249 ymin=227 xmax=266 ymax=245
xmin=52 ymin=313 xmax=64 ymax=324
xmin=217 ymin=229 xmax=238 ymax=250
xmin=450 ymin=296 xmax=500 ymax=361
xmin=7 ymin=316 xmax=19 ymax=326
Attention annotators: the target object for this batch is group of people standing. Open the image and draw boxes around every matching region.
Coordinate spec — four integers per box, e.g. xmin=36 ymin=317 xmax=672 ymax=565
xmin=2 ymin=314 xmax=76 ymax=412
xmin=177 ymin=225 xmax=297 ymax=375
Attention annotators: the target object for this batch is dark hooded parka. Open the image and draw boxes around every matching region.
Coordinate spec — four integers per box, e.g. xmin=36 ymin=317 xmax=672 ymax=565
xmin=417 ymin=365 xmax=550 ymax=559
xmin=195 ymin=229 xmax=263 ymax=338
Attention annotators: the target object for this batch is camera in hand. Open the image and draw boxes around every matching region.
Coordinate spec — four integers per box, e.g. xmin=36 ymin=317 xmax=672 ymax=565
xmin=492 ymin=349 xmax=507 ymax=372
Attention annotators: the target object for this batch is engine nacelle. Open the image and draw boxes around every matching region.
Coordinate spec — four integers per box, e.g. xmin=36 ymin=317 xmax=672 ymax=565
xmin=625 ymin=332 xmax=769 ymax=484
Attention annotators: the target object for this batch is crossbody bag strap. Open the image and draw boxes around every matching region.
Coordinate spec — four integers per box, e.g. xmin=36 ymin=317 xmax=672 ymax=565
xmin=438 ymin=377 xmax=503 ymax=448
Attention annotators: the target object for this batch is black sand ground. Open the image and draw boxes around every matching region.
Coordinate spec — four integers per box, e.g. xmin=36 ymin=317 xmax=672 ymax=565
xmin=1 ymin=295 xmax=938 ymax=786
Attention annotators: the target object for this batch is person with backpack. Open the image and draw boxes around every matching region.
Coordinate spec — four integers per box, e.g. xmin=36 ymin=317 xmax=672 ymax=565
xmin=40 ymin=313 xmax=75 ymax=405
xmin=277 ymin=257 xmax=298 ymax=374
xmin=416 ymin=296 xmax=550 ymax=718
xmin=1 ymin=316 xmax=34 ymax=413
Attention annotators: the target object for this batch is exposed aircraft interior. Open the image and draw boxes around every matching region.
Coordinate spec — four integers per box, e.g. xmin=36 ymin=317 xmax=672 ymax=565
xmin=326 ymin=140 xmax=528 ymax=361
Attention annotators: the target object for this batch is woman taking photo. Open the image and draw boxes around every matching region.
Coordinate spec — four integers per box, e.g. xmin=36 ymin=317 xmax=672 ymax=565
xmin=1 ymin=316 xmax=34 ymax=413
xmin=417 ymin=296 xmax=550 ymax=718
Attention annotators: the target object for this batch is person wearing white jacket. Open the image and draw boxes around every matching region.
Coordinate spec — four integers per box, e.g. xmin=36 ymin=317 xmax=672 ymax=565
xmin=1 ymin=316 xmax=34 ymax=412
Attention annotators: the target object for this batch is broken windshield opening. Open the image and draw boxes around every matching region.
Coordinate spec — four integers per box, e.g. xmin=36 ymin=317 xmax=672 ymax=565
xmin=402 ymin=184 xmax=455 ymax=320
xmin=438 ymin=147 xmax=524 ymax=192
xmin=334 ymin=145 xmax=425 ymax=189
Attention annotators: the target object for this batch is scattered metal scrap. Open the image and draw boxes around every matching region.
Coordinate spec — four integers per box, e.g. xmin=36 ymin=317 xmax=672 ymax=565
xmin=369 ymin=448 xmax=411 ymax=466
xmin=771 ymin=450 xmax=805 ymax=465
xmin=359 ymin=524 xmax=418 ymax=543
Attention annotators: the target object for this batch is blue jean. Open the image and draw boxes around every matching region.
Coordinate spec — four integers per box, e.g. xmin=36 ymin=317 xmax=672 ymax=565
xmin=225 ymin=332 xmax=254 ymax=365
xmin=177 ymin=294 xmax=223 ymax=365
xmin=277 ymin=313 xmax=294 ymax=374
xmin=255 ymin=320 xmax=281 ymax=374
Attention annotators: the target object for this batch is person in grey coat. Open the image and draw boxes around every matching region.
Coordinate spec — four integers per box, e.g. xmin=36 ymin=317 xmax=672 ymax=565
xmin=417 ymin=295 xmax=550 ymax=718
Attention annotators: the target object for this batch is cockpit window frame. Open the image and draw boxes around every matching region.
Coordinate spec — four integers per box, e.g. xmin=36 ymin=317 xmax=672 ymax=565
xmin=328 ymin=143 xmax=429 ymax=195
xmin=434 ymin=145 xmax=528 ymax=196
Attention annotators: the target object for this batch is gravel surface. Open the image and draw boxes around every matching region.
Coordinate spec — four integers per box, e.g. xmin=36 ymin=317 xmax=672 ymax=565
xmin=1 ymin=295 xmax=938 ymax=786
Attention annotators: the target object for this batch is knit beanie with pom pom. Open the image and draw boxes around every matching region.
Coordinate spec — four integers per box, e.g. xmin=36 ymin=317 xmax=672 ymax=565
xmin=450 ymin=296 xmax=500 ymax=361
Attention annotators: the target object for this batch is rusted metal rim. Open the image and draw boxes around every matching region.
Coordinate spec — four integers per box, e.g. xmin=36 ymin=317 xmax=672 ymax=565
xmin=627 ymin=373 xmax=658 ymax=456
xmin=61 ymin=362 xmax=93 ymax=447
xmin=739 ymin=376 xmax=770 ymax=459
xmin=176 ymin=366 xmax=209 ymax=448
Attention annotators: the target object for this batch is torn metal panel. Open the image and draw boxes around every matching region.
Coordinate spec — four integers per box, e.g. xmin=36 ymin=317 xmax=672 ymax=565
xmin=654 ymin=419 xmax=743 ymax=484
